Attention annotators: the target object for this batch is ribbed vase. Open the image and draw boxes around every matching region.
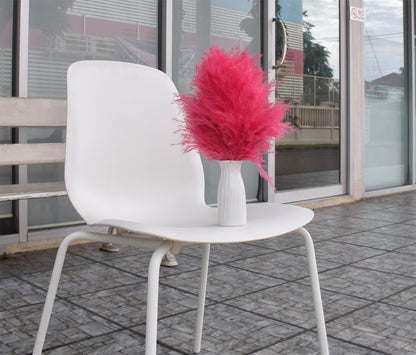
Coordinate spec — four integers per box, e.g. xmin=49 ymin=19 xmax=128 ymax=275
xmin=217 ymin=160 xmax=247 ymax=226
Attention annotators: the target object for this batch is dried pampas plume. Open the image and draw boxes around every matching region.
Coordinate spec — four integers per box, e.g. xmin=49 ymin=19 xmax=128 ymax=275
xmin=176 ymin=46 xmax=290 ymax=188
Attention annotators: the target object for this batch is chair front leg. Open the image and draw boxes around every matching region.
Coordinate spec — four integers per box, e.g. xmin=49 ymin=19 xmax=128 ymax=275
xmin=33 ymin=232 xmax=85 ymax=355
xmin=297 ymin=227 xmax=329 ymax=355
xmin=145 ymin=241 xmax=172 ymax=355
xmin=194 ymin=243 xmax=210 ymax=353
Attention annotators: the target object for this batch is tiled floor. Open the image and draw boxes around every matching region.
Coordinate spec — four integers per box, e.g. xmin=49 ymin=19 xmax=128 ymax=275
xmin=1 ymin=192 xmax=416 ymax=354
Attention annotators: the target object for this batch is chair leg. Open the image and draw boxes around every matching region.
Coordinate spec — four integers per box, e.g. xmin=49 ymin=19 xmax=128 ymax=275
xmin=194 ymin=243 xmax=210 ymax=353
xmin=145 ymin=241 xmax=172 ymax=355
xmin=297 ymin=227 xmax=329 ymax=355
xmin=33 ymin=232 xmax=83 ymax=355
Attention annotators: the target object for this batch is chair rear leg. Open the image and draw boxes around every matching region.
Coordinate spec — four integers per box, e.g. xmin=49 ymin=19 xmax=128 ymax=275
xmin=145 ymin=241 xmax=172 ymax=355
xmin=33 ymin=232 xmax=82 ymax=355
xmin=297 ymin=227 xmax=329 ymax=355
xmin=194 ymin=243 xmax=210 ymax=353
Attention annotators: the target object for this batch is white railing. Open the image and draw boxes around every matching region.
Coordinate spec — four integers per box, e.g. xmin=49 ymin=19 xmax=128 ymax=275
xmin=287 ymin=105 xmax=340 ymax=128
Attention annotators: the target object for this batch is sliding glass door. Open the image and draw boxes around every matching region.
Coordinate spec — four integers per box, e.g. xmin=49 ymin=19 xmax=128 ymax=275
xmin=363 ymin=0 xmax=409 ymax=191
xmin=171 ymin=0 xmax=262 ymax=204
xmin=274 ymin=0 xmax=343 ymax=200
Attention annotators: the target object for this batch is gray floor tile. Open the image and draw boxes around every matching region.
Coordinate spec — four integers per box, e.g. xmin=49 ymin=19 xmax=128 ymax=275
xmin=100 ymin=251 xmax=203 ymax=279
xmin=372 ymin=193 xmax=416 ymax=206
xmin=315 ymin=216 xmax=393 ymax=231
xmin=305 ymin=223 xmax=361 ymax=240
xmin=252 ymin=331 xmax=385 ymax=355
xmin=312 ymin=265 xmax=414 ymax=301
xmin=138 ymin=303 xmax=303 ymax=354
xmin=315 ymin=201 xmax=389 ymax=216
xmin=246 ymin=231 xmax=306 ymax=250
xmin=287 ymin=240 xmax=384 ymax=265
xmin=1 ymin=248 xmax=90 ymax=275
xmin=353 ymin=251 xmax=416 ymax=278
xmin=44 ymin=329 xmax=182 ymax=355
xmin=402 ymin=218 xmax=416 ymax=225
xmin=383 ymin=286 xmax=416 ymax=311
xmin=0 ymin=300 xmax=120 ymax=355
xmin=21 ymin=263 xmax=144 ymax=298
xmin=395 ymin=243 xmax=416 ymax=255
xmin=327 ymin=303 xmax=416 ymax=354
xmin=68 ymin=242 xmax=148 ymax=261
xmin=0 ymin=276 xmax=46 ymax=311
xmin=382 ymin=205 xmax=416 ymax=216
xmin=348 ymin=209 xmax=416 ymax=223
xmin=181 ymin=242 xmax=275 ymax=264
xmin=3 ymin=191 xmax=416 ymax=354
xmin=229 ymin=252 xmax=340 ymax=282
xmin=370 ymin=223 xmax=416 ymax=238
xmin=69 ymin=283 xmax=205 ymax=328
xmin=161 ymin=264 xmax=284 ymax=302
xmin=224 ymin=282 xmax=371 ymax=329
xmin=333 ymin=231 xmax=416 ymax=251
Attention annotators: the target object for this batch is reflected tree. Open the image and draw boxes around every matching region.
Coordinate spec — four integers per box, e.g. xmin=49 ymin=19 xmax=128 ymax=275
xmin=303 ymin=11 xmax=336 ymax=105
xmin=303 ymin=11 xmax=333 ymax=77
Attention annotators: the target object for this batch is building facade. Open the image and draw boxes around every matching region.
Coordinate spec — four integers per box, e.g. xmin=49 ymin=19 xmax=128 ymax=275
xmin=0 ymin=0 xmax=415 ymax=246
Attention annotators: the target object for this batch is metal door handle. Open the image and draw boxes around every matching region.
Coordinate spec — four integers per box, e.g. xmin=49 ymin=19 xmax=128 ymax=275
xmin=273 ymin=17 xmax=288 ymax=69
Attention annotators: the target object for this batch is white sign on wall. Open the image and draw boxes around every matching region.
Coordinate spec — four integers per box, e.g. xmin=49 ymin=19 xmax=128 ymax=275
xmin=350 ymin=6 xmax=365 ymax=22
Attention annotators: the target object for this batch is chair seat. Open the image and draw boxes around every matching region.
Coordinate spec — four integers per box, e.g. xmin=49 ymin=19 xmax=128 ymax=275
xmin=92 ymin=203 xmax=314 ymax=244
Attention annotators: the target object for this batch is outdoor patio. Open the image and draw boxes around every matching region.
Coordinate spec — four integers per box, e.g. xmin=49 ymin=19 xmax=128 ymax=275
xmin=1 ymin=192 xmax=416 ymax=354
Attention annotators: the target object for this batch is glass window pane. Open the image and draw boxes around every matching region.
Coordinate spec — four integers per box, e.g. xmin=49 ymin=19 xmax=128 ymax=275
xmin=0 ymin=0 xmax=14 ymax=234
xmin=364 ymin=0 xmax=408 ymax=190
xmin=275 ymin=0 xmax=340 ymax=191
xmin=172 ymin=0 xmax=262 ymax=204
xmin=28 ymin=0 xmax=158 ymax=98
xmin=28 ymin=196 xmax=81 ymax=228
xmin=0 ymin=0 xmax=13 ymax=96
xmin=26 ymin=0 xmax=158 ymax=228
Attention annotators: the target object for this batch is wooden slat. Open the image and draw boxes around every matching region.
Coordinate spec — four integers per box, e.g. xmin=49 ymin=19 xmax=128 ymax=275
xmin=0 ymin=98 xmax=67 ymax=127
xmin=0 ymin=143 xmax=66 ymax=166
xmin=0 ymin=182 xmax=67 ymax=201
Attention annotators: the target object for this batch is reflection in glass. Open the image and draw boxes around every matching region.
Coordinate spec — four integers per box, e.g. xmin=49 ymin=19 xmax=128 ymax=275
xmin=0 ymin=0 xmax=14 ymax=231
xmin=275 ymin=0 xmax=340 ymax=191
xmin=0 ymin=128 xmax=13 ymax=231
xmin=28 ymin=0 xmax=158 ymax=98
xmin=26 ymin=1 xmax=158 ymax=228
xmin=172 ymin=0 xmax=262 ymax=204
xmin=0 ymin=0 xmax=13 ymax=96
xmin=363 ymin=0 xmax=408 ymax=190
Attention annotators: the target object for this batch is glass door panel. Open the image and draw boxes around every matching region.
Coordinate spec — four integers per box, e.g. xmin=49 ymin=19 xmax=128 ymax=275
xmin=26 ymin=0 xmax=159 ymax=228
xmin=0 ymin=0 xmax=14 ymax=234
xmin=363 ymin=0 xmax=408 ymax=191
xmin=275 ymin=0 xmax=341 ymax=191
xmin=172 ymin=0 xmax=262 ymax=204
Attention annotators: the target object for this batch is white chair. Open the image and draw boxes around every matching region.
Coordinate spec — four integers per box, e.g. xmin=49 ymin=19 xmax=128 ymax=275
xmin=33 ymin=61 xmax=329 ymax=355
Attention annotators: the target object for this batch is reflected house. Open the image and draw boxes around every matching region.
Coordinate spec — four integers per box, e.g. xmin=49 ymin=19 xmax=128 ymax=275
xmin=26 ymin=0 xmax=257 ymax=97
xmin=366 ymin=72 xmax=404 ymax=101
xmin=275 ymin=0 xmax=340 ymax=148
xmin=275 ymin=0 xmax=304 ymax=103
xmin=27 ymin=0 xmax=159 ymax=97
xmin=364 ymin=71 xmax=407 ymax=190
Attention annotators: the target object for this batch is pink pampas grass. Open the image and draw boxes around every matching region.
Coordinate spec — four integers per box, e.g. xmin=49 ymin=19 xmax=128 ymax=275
xmin=176 ymin=46 xmax=290 ymax=188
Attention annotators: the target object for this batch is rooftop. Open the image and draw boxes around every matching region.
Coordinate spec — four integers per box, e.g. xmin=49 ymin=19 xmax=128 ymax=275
xmin=1 ymin=192 xmax=416 ymax=354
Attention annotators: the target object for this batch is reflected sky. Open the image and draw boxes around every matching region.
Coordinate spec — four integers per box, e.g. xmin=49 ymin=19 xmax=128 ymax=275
xmin=304 ymin=0 xmax=340 ymax=79
xmin=364 ymin=0 xmax=404 ymax=81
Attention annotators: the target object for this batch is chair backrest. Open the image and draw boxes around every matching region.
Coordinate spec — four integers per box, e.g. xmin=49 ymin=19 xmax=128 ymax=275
xmin=66 ymin=61 xmax=207 ymax=225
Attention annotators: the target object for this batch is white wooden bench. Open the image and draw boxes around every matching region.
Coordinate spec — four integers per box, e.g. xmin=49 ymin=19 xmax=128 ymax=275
xmin=0 ymin=97 xmax=67 ymax=202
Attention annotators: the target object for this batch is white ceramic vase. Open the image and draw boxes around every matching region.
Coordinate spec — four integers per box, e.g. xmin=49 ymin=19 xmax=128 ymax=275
xmin=217 ymin=160 xmax=247 ymax=226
